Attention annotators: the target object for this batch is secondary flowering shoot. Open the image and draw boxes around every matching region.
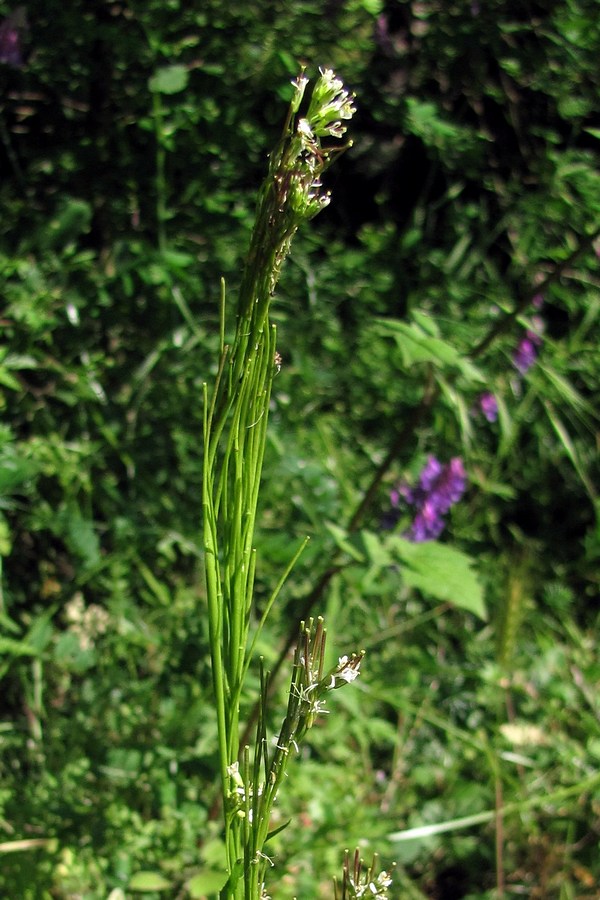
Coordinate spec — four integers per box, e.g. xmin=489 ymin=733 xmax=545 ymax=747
xmin=334 ymin=850 xmax=395 ymax=900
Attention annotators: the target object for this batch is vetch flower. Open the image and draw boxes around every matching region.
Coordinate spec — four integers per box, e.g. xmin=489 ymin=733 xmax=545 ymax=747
xmin=512 ymin=299 xmax=545 ymax=376
xmin=0 ymin=8 xmax=26 ymax=68
xmin=512 ymin=336 xmax=538 ymax=375
xmin=478 ymin=391 xmax=498 ymax=422
xmin=388 ymin=455 xmax=467 ymax=542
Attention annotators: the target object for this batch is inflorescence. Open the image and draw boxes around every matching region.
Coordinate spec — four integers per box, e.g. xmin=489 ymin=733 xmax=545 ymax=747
xmin=387 ymin=455 xmax=467 ymax=542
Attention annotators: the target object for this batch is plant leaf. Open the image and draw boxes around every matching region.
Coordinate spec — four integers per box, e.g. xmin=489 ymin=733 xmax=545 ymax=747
xmin=390 ymin=537 xmax=487 ymax=619
xmin=148 ymin=65 xmax=189 ymax=95
xmin=186 ymin=869 xmax=229 ymax=897
xmin=372 ymin=317 xmax=485 ymax=382
xmin=129 ymin=871 xmax=172 ymax=892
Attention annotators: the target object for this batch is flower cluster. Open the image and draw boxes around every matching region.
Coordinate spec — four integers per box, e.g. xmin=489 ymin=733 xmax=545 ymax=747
xmin=284 ymin=67 xmax=356 ymax=219
xmin=302 ymin=67 xmax=356 ymax=139
xmin=388 ymin=456 xmax=467 ymax=542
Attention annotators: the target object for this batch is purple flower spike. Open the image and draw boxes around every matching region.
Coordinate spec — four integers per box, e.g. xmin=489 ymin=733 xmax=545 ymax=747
xmin=387 ymin=456 xmax=467 ymax=542
xmin=479 ymin=392 xmax=498 ymax=422
xmin=512 ymin=337 xmax=538 ymax=375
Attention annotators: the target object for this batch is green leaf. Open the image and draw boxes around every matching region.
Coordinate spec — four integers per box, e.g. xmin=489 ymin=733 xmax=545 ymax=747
xmin=137 ymin=560 xmax=171 ymax=606
xmin=0 ymin=636 xmax=40 ymax=658
xmin=186 ymin=869 xmax=229 ymax=897
xmin=361 ymin=530 xmax=392 ymax=569
xmin=372 ymin=317 xmax=485 ymax=382
xmin=361 ymin=0 xmax=384 ymax=14
xmin=544 ymin=401 xmax=596 ymax=502
xmin=129 ymin=871 xmax=173 ymax=892
xmin=389 ymin=537 xmax=487 ymax=619
xmin=265 ymin=818 xmax=292 ymax=843
xmin=66 ymin=511 xmax=100 ymax=570
xmin=324 ymin=521 xmax=365 ymax=562
xmin=148 ymin=65 xmax=189 ymax=95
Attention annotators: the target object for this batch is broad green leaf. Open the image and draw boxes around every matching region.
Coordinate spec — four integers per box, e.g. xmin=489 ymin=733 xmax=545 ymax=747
xmin=389 ymin=537 xmax=486 ymax=619
xmin=372 ymin=318 xmax=485 ymax=382
xmin=186 ymin=869 xmax=229 ymax=897
xmin=129 ymin=871 xmax=172 ymax=892
xmin=361 ymin=0 xmax=384 ymax=14
xmin=0 ymin=368 xmax=21 ymax=391
xmin=66 ymin=511 xmax=100 ymax=570
xmin=0 ymin=455 xmax=38 ymax=493
xmin=148 ymin=65 xmax=189 ymax=95
xmin=23 ymin=606 xmax=56 ymax=652
xmin=159 ymin=249 xmax=195 ymax=269
xmin=411 ymin=310 xmax=439 ymax=336
xmin=361 ymin=529 xmax=392 ymax=568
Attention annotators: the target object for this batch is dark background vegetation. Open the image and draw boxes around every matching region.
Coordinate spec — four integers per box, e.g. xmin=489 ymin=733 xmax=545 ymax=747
xmin=0 ymin=1 xmax=598 ymax=897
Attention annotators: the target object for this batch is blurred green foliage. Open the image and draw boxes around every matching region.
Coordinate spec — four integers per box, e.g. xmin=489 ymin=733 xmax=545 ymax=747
xmin=0 ymin=0 xmax=598 ymax=897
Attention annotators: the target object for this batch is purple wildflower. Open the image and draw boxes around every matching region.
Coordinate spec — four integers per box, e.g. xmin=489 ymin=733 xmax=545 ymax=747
xmin=418 ymin=455 xmax=443 ymax=493
xmin=0 ymin=8 xmax=26 ymax=68
xmin=389 ymin=455 xmax=467 ymax=542
xmin=409 ymin=500 xmax=445 ymax=542
xmin=374 ymin=14 xmax=394 ymax=53
xmin=478 ymin=392 xmax=498 ymax=422
xmin=512 ymin=336 xmax=538 ymax=375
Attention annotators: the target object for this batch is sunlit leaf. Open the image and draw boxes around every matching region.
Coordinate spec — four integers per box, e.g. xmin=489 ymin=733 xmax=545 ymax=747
xmin=389 ymin=537 xmax=487 ymax=619
xmin=186 ymin=869 xmax=229 ymax=897
xmin=148 ymin=64 xmax=189 ymax=95
xmin=129 ymin=871 xmax=172 ymax=892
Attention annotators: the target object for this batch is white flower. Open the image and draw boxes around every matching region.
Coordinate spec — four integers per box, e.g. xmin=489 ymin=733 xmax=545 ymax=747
xmin=332 ymin=654 xmax=362 ymax=686
xmin=290 ymin=72 xmax=309 ymax=113
xmin=306 ymin=68 xmax=356 ymax=139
